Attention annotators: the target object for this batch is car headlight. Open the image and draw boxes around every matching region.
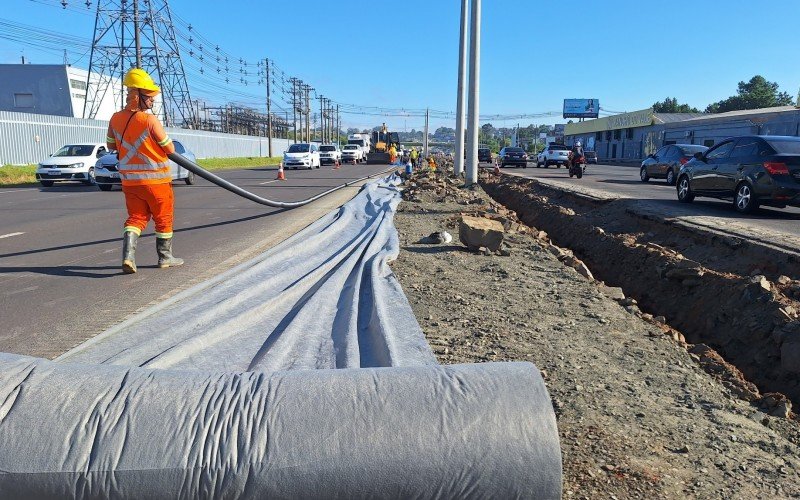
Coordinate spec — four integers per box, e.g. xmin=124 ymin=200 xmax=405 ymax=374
xmin=67 ymin=162 xmax=84 ymax=168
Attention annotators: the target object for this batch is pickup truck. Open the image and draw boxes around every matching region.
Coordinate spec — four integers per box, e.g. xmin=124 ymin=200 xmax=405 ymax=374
xmin=537 ymin=143 xmax=571 ymax=168
xmin=319 ymin=144 xmax=342 ymax=165
xmin=341 ymin=144 xmax=364 ymax=163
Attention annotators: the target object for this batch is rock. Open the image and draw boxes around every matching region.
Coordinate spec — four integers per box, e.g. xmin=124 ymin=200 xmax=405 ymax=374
xmin=770 ymin=400 xmax=792 ymax=418
xmin=548 ymin=243 xmax=565 ymax=258
xmin=777 ymin=275 xmax=792 ymax=285
xmin=749 ymin=275 xmax=771 ymax=293
xmin=666 ymin=267 xmax=704 ymax=280
xmin=459 ymin=215 xmax=505 ymax=251
xmin=653 ymin=316 xmax=666 ymax=324
xmin=536 ymin=230 xmax=549 ymax=241
xmin=682 ymin=278 xmax=703 ymax=287
xmin=599 ymin=285 xmax=626 ymax=301
xmin=780 ymin=336 xmax=800 ymax=373
xmin=479 ymin=246 xmax=493 ymax=256
xmin=674 ymin=259 xmax=702 ymax=269
xmin=675 ymin=445 xmax=690 ymax=454
xmin=498 ymin=244 xmax=512 ymax=257
xmin=574 ymin=262 xmax=594 ymax=281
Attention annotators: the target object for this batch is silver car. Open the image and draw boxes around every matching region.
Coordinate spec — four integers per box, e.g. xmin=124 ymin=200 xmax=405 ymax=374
xmin=94 ymin=140 xmax=197 ymax=191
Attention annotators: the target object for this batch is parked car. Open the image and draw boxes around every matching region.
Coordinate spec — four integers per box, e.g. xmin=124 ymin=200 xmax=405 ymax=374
xmin=283 ymin=143 xmax=320 ymax=169
xmin=478 ymin=147 xmax=493 ymax=163
xmin=498 ymin=147 xmax=528 ymax=168
xmin=537 ymin=143 xmax=570 ymax=168
xmin=676 ymin=135 xmax=800 ymax=213
xmin=584 ymin=151 xmax=598 ymax=165
xmin=94 ymin=140 xmax=197 ymax=191
xmin=319 ymin=144 xmax=342 ymax=165
xmin=640 ymin=144 xmax=708 ymax=185
xmin=36 ymin=143 xmax=108 ymax=187
xmin=341 ymin=144 xmax=364 ymax=163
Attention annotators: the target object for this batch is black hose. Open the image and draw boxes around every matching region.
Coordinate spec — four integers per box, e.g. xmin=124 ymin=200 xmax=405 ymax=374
xmin=168 ymin=153 xmax=397 ymax=209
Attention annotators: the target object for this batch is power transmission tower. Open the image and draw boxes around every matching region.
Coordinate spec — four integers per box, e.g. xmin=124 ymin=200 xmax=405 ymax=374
xmin=83 ymin=0 xmax=197 ymax=127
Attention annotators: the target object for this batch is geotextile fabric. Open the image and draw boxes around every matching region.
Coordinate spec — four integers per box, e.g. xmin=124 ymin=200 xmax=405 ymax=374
xmin=0 ymin=175 xmax=562 ymax=499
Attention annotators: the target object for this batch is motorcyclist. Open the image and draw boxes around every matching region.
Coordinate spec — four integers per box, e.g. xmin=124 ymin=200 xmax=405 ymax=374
xmin=570 ymin=141 xmax=584 ymax=167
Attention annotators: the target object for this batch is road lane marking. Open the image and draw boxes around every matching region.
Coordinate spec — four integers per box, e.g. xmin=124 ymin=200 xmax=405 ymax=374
xmin=258 ymin=180 xmax=278 ymax=185
xmin=0 ymin=232 xmax=24 ymax=239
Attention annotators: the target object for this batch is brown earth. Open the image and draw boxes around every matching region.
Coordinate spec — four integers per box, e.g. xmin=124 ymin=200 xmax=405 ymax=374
xmin=390 ymin=164 xmax=800 ymax=498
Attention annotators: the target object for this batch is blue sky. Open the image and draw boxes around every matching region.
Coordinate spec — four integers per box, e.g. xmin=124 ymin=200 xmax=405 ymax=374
xmin=2 ymin=0 xmax=799 ymax=131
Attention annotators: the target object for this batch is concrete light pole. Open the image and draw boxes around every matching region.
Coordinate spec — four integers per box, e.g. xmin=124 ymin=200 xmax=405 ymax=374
xmin=465 ymin=0 xmax=481 ymax=186
xmin=454 ymin=0 xmax=469 ymax=177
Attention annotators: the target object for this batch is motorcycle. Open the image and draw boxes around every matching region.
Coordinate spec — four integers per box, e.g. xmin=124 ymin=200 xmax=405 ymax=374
xmin=568 ymin=153 xmax=585 ymax=179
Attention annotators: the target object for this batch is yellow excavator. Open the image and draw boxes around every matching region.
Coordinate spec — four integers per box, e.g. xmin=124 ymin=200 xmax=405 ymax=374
xmin=368 ymin=123 xmax=400 ymax=164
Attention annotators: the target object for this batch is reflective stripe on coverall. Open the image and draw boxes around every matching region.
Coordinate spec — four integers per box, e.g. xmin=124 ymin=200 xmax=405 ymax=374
xmin=107 ymin=111 xmax=177 ymax=238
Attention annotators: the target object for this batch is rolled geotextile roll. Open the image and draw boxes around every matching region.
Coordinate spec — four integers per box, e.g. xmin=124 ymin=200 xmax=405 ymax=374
xmin=0 ymin=353 xmax=561 ymax=499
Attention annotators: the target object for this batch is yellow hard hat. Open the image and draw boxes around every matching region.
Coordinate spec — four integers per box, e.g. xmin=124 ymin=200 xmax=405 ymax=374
xmin=123 ymin=68 xmax=161 ymax=94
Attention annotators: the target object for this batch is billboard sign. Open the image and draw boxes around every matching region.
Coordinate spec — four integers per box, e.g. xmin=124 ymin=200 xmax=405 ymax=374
xmin=563 ymin=99 xmax=599 ymax=119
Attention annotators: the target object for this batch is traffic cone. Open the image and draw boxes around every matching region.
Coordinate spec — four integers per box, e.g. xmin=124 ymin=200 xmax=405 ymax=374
xmin=276 ymin=162 xmax=286 ymax=180
xmin=333 ymin=159 xmax=340 ymax=170
xmin=494 ymin=163 xmax=500 ymax=176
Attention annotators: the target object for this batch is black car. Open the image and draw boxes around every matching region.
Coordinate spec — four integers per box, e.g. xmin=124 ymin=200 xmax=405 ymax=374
xmin=478 ymin=147 xmax=493 ymax=163
xmin=676 ymin=135 xmax=800 ymax=213
xmin=498 ymin=147 xmax=528 ymax=168
xmin=584 ymin=151 xmax=598 ymax=164
xmin=641 ymin=144 xmax=708 ymax=185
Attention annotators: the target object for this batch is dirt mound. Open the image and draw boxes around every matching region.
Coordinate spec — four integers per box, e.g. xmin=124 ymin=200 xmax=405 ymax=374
xmin=391 ymin=170 xmax=800 ymax=497
xmin=480 ymin=172 xmax=800 ymax=409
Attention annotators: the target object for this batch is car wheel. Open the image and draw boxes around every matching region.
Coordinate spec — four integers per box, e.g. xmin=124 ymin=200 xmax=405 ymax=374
xmin=734 ymin=182 xmax=758 ymax=213
xmin=40 ymin=180 xmax=54 ymax=187
xmin=666 ymin=169 xmax=676 ymax=186
xmin=640 ymin=167 xmax=650 ymax=182
xmin=184 ymin=171 xmax=196 ymax=185
xmin=677 ymin=176 xmax=694 ymax=203
xmin=82 ymin=167 xmax=96 ymax=185
xmin=98 ymin=183 xmax=113 ymax=191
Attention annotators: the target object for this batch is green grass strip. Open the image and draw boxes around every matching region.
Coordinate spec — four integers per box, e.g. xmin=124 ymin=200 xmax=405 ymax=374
xmin=0 ymin=156 xmax=282 ymax=187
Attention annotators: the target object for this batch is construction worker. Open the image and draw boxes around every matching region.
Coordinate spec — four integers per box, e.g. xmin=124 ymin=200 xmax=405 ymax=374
xmin=428 ymin=155 xmax=437 ymax=171
xmin=389 ymin=144 xmax=398 ymax=164
xmin=410 ymin=147 xmax=419 ymax=168
xmin=106 ymin=68 xmax=183 ymax=274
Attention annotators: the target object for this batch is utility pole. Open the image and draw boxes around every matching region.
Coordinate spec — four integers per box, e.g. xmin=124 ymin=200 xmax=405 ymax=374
xmin=265 ymin=58 xmax=273 ymax=157
xmin=465 ymin=0 xmax=481 ymax=186
xmin=319 ymin=95 xmax=325 ymax=143
xmin=454 ymin=0 xmax=468 ymax=177
xmin=290 ymin=78 xmax=299 ymax=143
xmin=304 ymin=85 xmax=312 ymax=143
xmin=336 ymin=104 xmax=340 ymax=146
xmin=423 ymin=108 xmax=429 ymax=157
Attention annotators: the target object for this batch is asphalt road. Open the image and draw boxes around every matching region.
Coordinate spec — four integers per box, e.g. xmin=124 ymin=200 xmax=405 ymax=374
xmin=509 ymin=162 xmax=800 ymax=238
xmin=0 ymin=163 xmax=393 ymax=358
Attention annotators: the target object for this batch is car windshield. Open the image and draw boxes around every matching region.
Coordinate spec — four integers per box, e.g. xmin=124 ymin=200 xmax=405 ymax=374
xmin=52 ymin=145 xmax=94 ymax=157
xmin=287 ymin=144 xmax=310 ymax=153
xmin=343 ymin=145 xmax=358 ymax=150
xmin=678 ymin=145 xmax=708 ymax=156
xmin=320 ymin=146 xmax=336 ymax=151
xmin=506 ymin=148 xmax=524 ymax=153
xmin=765 ymin=139 xmax=800 ymax=155
xmin=585 ymin=151 xmax=597 ymax=156
xmin=549 ymin=144 xmax=568 ymax=150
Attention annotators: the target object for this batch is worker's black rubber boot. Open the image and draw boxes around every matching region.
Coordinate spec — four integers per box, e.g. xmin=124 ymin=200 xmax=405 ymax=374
xmin=156 ymin=237 xmax=184 ymax=268
xmin=122 ymin=231 xmax=138 ymax=274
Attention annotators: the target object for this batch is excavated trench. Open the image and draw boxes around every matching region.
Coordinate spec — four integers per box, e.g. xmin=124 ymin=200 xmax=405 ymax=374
xmin=480 ymin=172 xmax=800 ymax=409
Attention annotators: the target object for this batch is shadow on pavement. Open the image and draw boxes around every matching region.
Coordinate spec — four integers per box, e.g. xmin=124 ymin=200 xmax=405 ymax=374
xmin=0 ymin=265 xmax=121 ymax=279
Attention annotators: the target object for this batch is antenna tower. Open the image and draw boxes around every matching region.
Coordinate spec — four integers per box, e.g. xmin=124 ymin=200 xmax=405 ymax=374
xmin=83 ymin=0 xmax=196 ymax=127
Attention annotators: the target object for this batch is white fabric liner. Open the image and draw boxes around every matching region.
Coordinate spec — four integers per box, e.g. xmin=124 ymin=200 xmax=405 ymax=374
xmin=0 ymin=175 xmax=562 ymax=499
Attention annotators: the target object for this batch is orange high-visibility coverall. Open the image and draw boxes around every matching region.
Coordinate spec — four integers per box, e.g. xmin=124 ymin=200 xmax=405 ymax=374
xmin=106 ymin=111 xmax=177 ymax=238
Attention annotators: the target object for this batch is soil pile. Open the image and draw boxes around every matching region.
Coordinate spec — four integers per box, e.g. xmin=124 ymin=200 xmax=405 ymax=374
xmin=391 ymin=166 xmax=799 ymax=498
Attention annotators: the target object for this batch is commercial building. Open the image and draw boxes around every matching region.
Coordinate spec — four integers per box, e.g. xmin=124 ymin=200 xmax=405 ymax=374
xmin=662 ymin=106 xmax=800 ymax=147
xmin=565 ymin=105 xmax=800 ymax=162
xmin=0 ymin=64 xmax=125 ymax=121
xmin=564 ymin=108 xmax=703 ymax=161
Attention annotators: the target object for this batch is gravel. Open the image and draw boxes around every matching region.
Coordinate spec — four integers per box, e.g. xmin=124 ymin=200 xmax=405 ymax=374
xmin=390 ymin=167 xmax=800 ymax=498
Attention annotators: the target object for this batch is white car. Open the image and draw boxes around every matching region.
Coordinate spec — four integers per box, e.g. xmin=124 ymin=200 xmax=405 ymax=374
xmin=36 ymin=143 xmax=109 ymax=187
xmin=93 ymin=140 xmax=197 ymax=191
xmin=537 ymin=143 xmax=571 ymax=168
xmin=319 ymin=144 xmax=342 ymax=165
xmin=340 ymin=144 xmax=364 ymax=163
xmin=284 ymin=143 xmax=320 ymax=169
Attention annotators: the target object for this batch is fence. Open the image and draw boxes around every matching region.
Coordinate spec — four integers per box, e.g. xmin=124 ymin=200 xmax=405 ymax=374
xmin=0 ymin=110 xmax=291 ymax=165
